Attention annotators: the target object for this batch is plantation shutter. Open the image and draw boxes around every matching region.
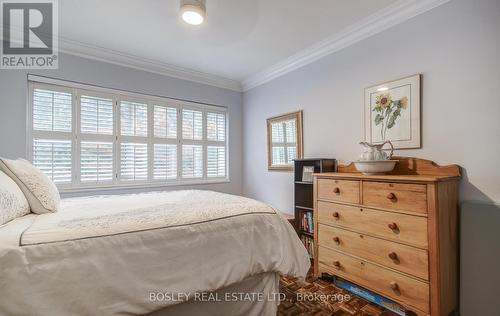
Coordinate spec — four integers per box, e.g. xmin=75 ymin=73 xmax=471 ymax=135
xmin=153 ymin=105 xmax=178 ymax=180
xmin=182 ymin=145 xmax=203 ymax=178
xmin=206 ymin=111 xmax=226 ymax=178
xmin=29 ymin=78 xmax=228 ymax=189
xmin=154 ymin=105 xmax=177 ymax=138
xmin=153 ymin=144 xmax=177 ymax=180
xmin=120 ymin=143 xmax=148 ymax=181
xmin=182 ymin=109 xmax=203 ymax=140
xmin=32 ymin=139 xmax=72 ymax=184
xmin=80 ymin=95 xmax=113 ymax=135
xmin=32 ymin=87 xmax=73 ymax=184
xmin=33 ymin=88 xmax=72 ymax=132
xmin=207 ymin=146 xmax=225 ymax=178
xmin=120 ymin=101 xmax=148 ymax=136
xmin=207 ymin=112 xmax=225 ymax=141
xmin=119 ymin=100 xmax=149 ymax=182
xmin=80 ymin=142 xmax=113 ymax=183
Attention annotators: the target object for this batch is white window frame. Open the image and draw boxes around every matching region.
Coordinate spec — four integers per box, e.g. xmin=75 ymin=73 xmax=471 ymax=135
xmin=27 ymin=75 xmax=229 ymax=193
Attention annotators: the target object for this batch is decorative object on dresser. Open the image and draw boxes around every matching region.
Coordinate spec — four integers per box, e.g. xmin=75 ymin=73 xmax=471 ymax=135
xmin=364 ymin=74 xmax=421 ymax=149
xmin=355 ymin=140 xmax=398 ymax=175
xmin=294 ymin=159 xmax=336 ymax=260
xmin=313 ymin=157 xmax=460 ymax=316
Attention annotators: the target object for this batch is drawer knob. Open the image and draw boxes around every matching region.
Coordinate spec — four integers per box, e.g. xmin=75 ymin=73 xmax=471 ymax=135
xmin=389 ymin=281 xmax=399 ymax=291
xmin=333 ymin=187 xmax=340 ymax=194
xmin=388 ymin=222 xmax=399 ymax=231
xmin=332 ymin=212 xmax=340 ymax=219
xmin=388 ymin=252 xmax=398 ymax=260
xmin=333 ymin=237 xmax=340 ymax=245
xmin=333 ymin=260 xmax=341 ymax=269
xmin=387 ymin=192 xmax=396 ymax=200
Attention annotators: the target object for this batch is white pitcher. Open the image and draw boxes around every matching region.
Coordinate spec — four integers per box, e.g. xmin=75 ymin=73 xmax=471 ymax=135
xmin=358 ymin=141 xmax=394 ymax=161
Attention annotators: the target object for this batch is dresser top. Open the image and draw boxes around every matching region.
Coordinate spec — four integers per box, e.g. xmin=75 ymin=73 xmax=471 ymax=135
xmin=313 ymin=172 xmax=459 ymax=183
xmin=314 ymin=156 xmax=461 ymax=183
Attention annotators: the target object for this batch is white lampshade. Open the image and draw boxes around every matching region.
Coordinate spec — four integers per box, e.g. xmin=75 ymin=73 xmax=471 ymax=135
xmin=180 ymin=0 xmax=206 ymax=25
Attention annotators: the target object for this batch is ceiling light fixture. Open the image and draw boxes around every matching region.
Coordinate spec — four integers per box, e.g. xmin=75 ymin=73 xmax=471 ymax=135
xmin=180 ymin=0 xmax=206 ymax=26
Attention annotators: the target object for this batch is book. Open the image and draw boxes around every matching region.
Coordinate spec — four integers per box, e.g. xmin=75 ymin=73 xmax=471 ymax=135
xmin=333 ymin=277 xmax=407 ymax=316
xmin=300 ymin=235 xmax=314 ymax=259
xmin=301 ymin=212 xmax=314 ymax=234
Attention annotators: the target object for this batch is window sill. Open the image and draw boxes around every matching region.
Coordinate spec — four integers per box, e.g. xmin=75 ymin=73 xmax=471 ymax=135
xmin=59 ymin=179 xmax=231 ymax=194
xmin=268 ymin=165 xmax=294 ymax=171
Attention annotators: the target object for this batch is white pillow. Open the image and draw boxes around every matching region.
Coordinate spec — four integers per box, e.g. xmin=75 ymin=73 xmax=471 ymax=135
xmin=0 ymin=158 xmax=60 ymax=214
xmin=0 ymin=170 xmax=30 ymax=225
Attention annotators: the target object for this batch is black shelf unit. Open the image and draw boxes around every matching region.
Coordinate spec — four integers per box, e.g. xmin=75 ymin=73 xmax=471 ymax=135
xmin=294 ymin=159 xmax=336 ymax=259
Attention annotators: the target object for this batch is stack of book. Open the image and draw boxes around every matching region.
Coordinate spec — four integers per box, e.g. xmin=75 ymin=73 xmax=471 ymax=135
xmin=301 ymin=235 xmax=314 ymax=259
xmin=301 ymin=212 xmax=314 ymax=234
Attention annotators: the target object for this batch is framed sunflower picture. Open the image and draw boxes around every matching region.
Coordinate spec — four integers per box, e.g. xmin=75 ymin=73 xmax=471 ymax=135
xmin=364 ymin=74 xmax=421 ymax=149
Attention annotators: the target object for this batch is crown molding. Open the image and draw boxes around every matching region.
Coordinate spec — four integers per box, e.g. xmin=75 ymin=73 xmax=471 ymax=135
xmin=241 ymin=0 xmax=451 ymax=91
xmin=58 ymin=37 xmax=243 ymax=92
xmin=2 ymin=0 xmax=449 ymax=93
xmin=0 ymin=28 xmax=242 ymax=91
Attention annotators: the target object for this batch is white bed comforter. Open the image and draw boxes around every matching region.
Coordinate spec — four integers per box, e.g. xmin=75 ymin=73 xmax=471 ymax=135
xmin=0 ymin=190 xmax=309 ymax=316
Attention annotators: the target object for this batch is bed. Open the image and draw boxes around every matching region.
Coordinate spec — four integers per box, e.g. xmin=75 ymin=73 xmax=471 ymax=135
xmin=0 ymin=190 xmax=310 ymax=316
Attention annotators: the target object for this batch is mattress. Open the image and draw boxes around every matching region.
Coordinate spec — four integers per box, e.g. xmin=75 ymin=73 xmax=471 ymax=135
xmin=0 ymin=190 xmax=309 ymax=316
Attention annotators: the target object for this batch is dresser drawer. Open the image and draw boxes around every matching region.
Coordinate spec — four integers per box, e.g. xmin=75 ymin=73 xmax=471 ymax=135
xmin=363 ymin=181 xmax=427 ymax=214
xmin=317 ymin=178 xmax=360 ymax=204
xmin=317 ymin=201 xmax=428 ymax=248
xmin=318 ymin=247 xmax=430 ymax=313
xmin=318 ymin=224 xmax=429 ymax=280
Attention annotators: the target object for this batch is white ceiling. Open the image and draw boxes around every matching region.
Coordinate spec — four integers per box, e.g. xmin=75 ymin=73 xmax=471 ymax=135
xmin=57 ymin=0 xmax=448 ymax=90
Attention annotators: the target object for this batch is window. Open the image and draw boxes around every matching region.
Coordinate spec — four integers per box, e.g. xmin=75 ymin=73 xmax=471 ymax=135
xmin=267 ymin=111 xmax=303 ymax=171
xmin=79 ymin=92 xmax=115 ymax=185
xmin=120 ymin=143 xmax=148 ymax=181
xmin=207 ymin=146 xmax=226 ymax=178
xmin=80 ymin=141 xmax=113 ymax=183
xmin=28 ymin=77 xmax=228 ymax=190
xmin=120 ymin=101 xmax=148 ymax=137
xmin=32 ymin=139 xmax=72 ymax=184
xmin=182 ymin=109 xmax=203 ymax=140
xmin=182 ymin=144 xmax=203 ymax=178
xmin=206 ymin=112 xmax=226 ymax=177
xmin=80 ymin=95 xmax=113 ymax=135
xmin=154 ymin=105 xmax=177 ymax=138
xmin=153 ymin=144 xmax=177 ymax=180
xmin=207 ymin=112 xmax=225 ymax=141
xmin=31 ymin=87 xmax=73 ymax=184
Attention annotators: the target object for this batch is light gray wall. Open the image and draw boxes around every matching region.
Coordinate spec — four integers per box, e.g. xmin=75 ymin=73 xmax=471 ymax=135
xmin=242 ymin=1 xmax=500 ymax=314
xmin=460 ymin=202 xmax=500 ymax=316
xmin=0 ymin=53 xmax=243 ymax=196
xmin=242 ymin=0 xmax=500 ymax=214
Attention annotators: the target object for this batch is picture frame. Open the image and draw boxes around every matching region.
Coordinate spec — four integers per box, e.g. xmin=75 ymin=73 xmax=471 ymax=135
xmin=302 ymin=166 xmax=314 ymax=182
xmin=364 ymin=74 xmax=421 ymax=149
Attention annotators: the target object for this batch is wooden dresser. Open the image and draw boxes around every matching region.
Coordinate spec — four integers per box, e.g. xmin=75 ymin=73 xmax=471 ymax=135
xmin=313 ymin=157 xmax=460 ymax=316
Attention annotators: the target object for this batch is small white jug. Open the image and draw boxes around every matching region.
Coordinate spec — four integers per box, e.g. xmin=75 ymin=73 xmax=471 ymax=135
xmin=358 ymin=141 xmax=394 ymax=161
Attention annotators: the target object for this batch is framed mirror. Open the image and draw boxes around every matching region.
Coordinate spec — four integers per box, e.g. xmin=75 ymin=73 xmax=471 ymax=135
xmin=266 ymin=110 xmax=303 ymax=171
